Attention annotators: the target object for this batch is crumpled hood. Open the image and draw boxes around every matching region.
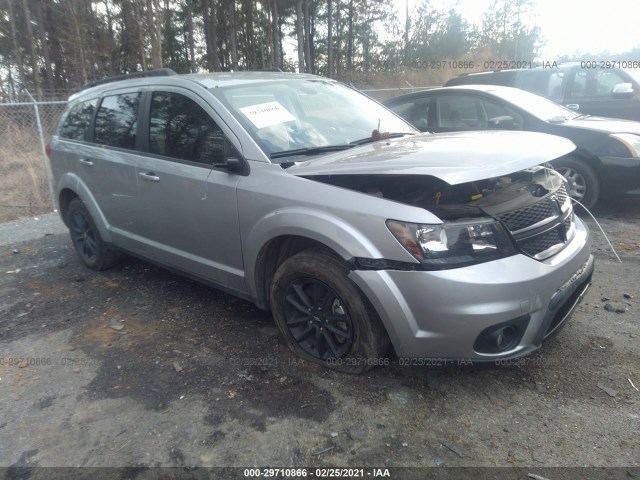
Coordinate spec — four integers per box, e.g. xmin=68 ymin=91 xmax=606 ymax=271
xmin=288 ymin=130 xmax=576 ymax=185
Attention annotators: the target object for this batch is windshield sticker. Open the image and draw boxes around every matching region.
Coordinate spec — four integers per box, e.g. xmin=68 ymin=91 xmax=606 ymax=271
xmin=239 ymin=101 xmax=296 ymax=129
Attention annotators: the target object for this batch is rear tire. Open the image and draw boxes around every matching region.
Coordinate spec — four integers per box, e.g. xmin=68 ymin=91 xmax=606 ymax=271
xmin=270 ymin=248 xmax=390 ymax=373
xmin=553 ymin=157 xmax=599 ymax=209
xmin=67 ymin=198 xmax=121 ymax=271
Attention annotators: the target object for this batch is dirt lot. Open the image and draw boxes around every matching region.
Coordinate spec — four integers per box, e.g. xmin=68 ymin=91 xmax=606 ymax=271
xmin=0 ymin=199 xmax=639 ymax=478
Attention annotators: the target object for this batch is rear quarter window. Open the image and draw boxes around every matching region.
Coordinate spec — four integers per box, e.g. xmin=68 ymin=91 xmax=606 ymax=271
xmin=59 ymin=99 xmax=98 ymax=141
xmin=94 ymin=93 xmax=141 ymax=149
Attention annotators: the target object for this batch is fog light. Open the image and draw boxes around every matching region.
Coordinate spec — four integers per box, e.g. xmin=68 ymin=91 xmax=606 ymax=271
xmin=473 ymin=316 xmax=529 ymax=354
xmin=490 ymin=325 xmax=519 ymax=351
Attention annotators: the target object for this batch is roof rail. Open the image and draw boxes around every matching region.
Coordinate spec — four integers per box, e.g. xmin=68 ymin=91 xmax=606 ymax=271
xmin=81 ymin=68 xmax=177 ymax=90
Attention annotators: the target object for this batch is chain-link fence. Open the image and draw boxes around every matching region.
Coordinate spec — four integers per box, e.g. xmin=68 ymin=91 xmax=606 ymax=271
xmin=0 ymin=84 xmax=434 ymax=224
xmin=0 ymin=93 xmax=65 ymax=223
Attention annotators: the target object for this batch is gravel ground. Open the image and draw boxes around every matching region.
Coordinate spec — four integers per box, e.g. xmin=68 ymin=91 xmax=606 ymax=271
xmin=0 ymin=200 xmax=639 ymax=479
xmin=0 ymin=211 xmax=66 ymax=247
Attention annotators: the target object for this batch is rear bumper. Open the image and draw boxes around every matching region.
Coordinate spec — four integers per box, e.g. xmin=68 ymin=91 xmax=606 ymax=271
xmin=349 ymin=216 xmax=593 ymax=363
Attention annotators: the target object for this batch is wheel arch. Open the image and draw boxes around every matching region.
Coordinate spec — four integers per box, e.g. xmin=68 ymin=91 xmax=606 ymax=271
xmin=58 ymin=188 xmax=79 ymax=227
xmin=245 ymin=208 xmax=385 ymax=309
xmin=253 ymin=235 xmax=329 ymax=309
xmin=54 ymin=173 xmax=112 ymax=242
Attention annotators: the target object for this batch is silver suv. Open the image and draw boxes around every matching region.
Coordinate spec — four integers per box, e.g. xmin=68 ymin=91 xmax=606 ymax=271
xmin=49 ymin=70 xmax=594 ymax=372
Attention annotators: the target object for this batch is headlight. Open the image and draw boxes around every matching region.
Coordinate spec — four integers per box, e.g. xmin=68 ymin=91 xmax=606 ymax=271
xmin=387 ymin=219 xmax=517 ymax=270
xmin=609 ymin=133 xmax=640 ymax=157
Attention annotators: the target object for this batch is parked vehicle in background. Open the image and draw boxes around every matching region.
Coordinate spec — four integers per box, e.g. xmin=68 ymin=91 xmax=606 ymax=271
xmin=444 ymin=63 xmax=640 ymax=121
xmin=384 ymin=85 xmax=640 ymax=208
xmin=48 ymin=70 xmax=593 ymax=372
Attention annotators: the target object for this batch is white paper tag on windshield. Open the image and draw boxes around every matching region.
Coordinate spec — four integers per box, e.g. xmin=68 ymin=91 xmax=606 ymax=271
xmin=240 ymin=101 xmax=296 ymax=129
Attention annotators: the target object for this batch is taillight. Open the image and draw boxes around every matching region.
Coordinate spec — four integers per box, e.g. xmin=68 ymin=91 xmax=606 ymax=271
xmin=45 ymin=143 xmax=51 ymax=158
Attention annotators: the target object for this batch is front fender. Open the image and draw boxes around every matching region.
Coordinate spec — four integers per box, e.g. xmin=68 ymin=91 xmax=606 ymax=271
xmin=243 ymin=207 xmax=385 ymax=298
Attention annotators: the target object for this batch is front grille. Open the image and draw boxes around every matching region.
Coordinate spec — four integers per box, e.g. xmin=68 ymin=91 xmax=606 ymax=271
xmin=555 ymin=183 xmax=569 ymax=205
xmin=498 ymin=199 xmax=555 ymax=231
xmin=498 ymin=183 xmax=574 ymax=260
xmin=498 ymin=183 xmax=569 ymax=232
xmin=519 ymin=225 xmax=565 ymax=257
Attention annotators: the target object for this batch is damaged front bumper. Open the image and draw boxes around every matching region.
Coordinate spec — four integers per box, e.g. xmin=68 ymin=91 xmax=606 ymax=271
xmin=349 ymin=216 xmax=593 ymax=363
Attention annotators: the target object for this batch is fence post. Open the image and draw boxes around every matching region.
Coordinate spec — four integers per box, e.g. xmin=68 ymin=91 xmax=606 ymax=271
xmin=24 ymin=88 xmax=56 ymax=212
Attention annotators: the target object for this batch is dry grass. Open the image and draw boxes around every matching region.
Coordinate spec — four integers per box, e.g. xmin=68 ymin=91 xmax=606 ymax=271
xmin=0 ymin=123 xmax=53 ymax=223
xmin=341 ymin=51 xmax=497 ymax=101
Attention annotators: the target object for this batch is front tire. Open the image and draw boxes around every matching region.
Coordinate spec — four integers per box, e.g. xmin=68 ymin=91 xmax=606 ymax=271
xmin=270 ymin=249 xmax=390 ymax=373
xmin=553 ymin=157 xmax=600 ymax=209
xmin=67 ymin=198 xmax=121 ymax=271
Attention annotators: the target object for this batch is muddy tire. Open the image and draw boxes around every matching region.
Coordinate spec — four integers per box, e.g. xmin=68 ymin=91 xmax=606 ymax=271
xmin=67 ymin=198 xmax=121 ymax=271
xmin=553 ymin=157 xmax=600 ymax=209
xmin=270 ymin=248 xmax=390 ymax=373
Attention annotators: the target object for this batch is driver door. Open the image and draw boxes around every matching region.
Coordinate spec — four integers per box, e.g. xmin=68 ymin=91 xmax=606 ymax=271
xmin=135 ymin=88 xmax=245 ymax=292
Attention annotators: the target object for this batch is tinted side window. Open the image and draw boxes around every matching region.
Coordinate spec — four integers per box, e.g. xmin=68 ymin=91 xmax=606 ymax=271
xmin=438 ymin=95 xmax=480 ymax=128
xmin=517 ymin=70 xmax=565 ymax=99
xmin=60 ymin=99 xmax=97 ymax=141
xmin=149 ymin=92 xmax=223 ymax=164
xmin=388 ymin=97 xmax=430 ymax=131
xmin=94 ymin=93 xmax=140 ymax=149
xmin=480 ymin=99 xmax=523 ymax=128
xmin=570 ymin=70 xmax=627 ymax=97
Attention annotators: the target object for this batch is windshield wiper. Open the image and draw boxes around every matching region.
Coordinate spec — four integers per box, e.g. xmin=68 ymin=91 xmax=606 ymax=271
xmin=270 ymin=144 xmax=354 ymax=159
xmin=349 ymin=132 xmax=410 ymax=145
xmin=270 ymin=132 xmax=411 ymax=160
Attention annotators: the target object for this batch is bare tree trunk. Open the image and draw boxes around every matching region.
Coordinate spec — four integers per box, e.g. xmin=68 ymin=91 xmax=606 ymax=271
xmin=202 ymin=0 xmax=212 ymax=70
xmin=347 ymin=0 xmax=353 ymax=73
xmin=210 ymin=0 xmax=220 ymax=70
xmin=68 ymin=0 xmax=88 ymax=85
xmin=103 ymin=0 xmax=116 ymax=72
xmin=146 ymin=0 xmax=164 ymax=69
xmin=363 ymin=12 xmax=370 ymax=73
xmin=7 ymin=0 xmax=27 ymax=87
xmin=335 ymin=0 xmax=341 ymax=76
xmin=44 ymin=2 xmax=64 ymax=88
xmin=133 ymin=0 xmax=147 ymax=70
xmin=303 ymin=0 xmax=312 ymax=73
xmin=21 ymin=0 xmax=43 ymax=97
xmin=295 ymin=0 xmax=304 ymax=72
xmin=271 ymin=0 xmax=280 ymax=68
xmin=403 ymin=0 xmax=410 ymax=66
xmin=228 ymin=0 xmax=238 ymax=70
xmin=35 ymin=0 xmax=55 ymax=96
xmin=242 ymin=0 xmax=256 ymax=69
xmin=327 ymin=0 xmax=332 ymax=77
xmin=185 ymin=0 xmax=197 ymax=72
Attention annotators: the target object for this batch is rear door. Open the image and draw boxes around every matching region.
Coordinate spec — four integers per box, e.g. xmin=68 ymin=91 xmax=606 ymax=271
xmin=85 ymin=90 xmax=142 ymax=236
xmin=134 ymin=87 xmax=245 ymax=291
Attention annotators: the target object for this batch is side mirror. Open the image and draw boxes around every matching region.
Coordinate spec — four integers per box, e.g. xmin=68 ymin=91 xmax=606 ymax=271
xmin=612 ymin=82 xmax=634 ymax=98
xmin=488 ymin=115 xmax=516 ymax=129
xmin=203 ymin=134 xmax=246 ymax=174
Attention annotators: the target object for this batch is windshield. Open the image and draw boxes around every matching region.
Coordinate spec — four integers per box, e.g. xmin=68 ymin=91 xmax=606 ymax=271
xmin=492 ymin=87 xmax=580 ymax=122
xmin=212 ymin=79 xmax=417 ymax=161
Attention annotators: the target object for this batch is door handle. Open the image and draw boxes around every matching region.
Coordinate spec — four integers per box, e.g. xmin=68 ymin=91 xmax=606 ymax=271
xmin=79 ymin=158 xmax=93 ymax=166
xmin=139 ymin=172 xmax=160 ymax=182
xmin=566 ymin=104 xmax=580 ymax=110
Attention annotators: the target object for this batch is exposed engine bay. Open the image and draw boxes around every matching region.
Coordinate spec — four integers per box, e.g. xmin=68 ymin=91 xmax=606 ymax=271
xmin=302 ymin=165 xmax=565 ymax=220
